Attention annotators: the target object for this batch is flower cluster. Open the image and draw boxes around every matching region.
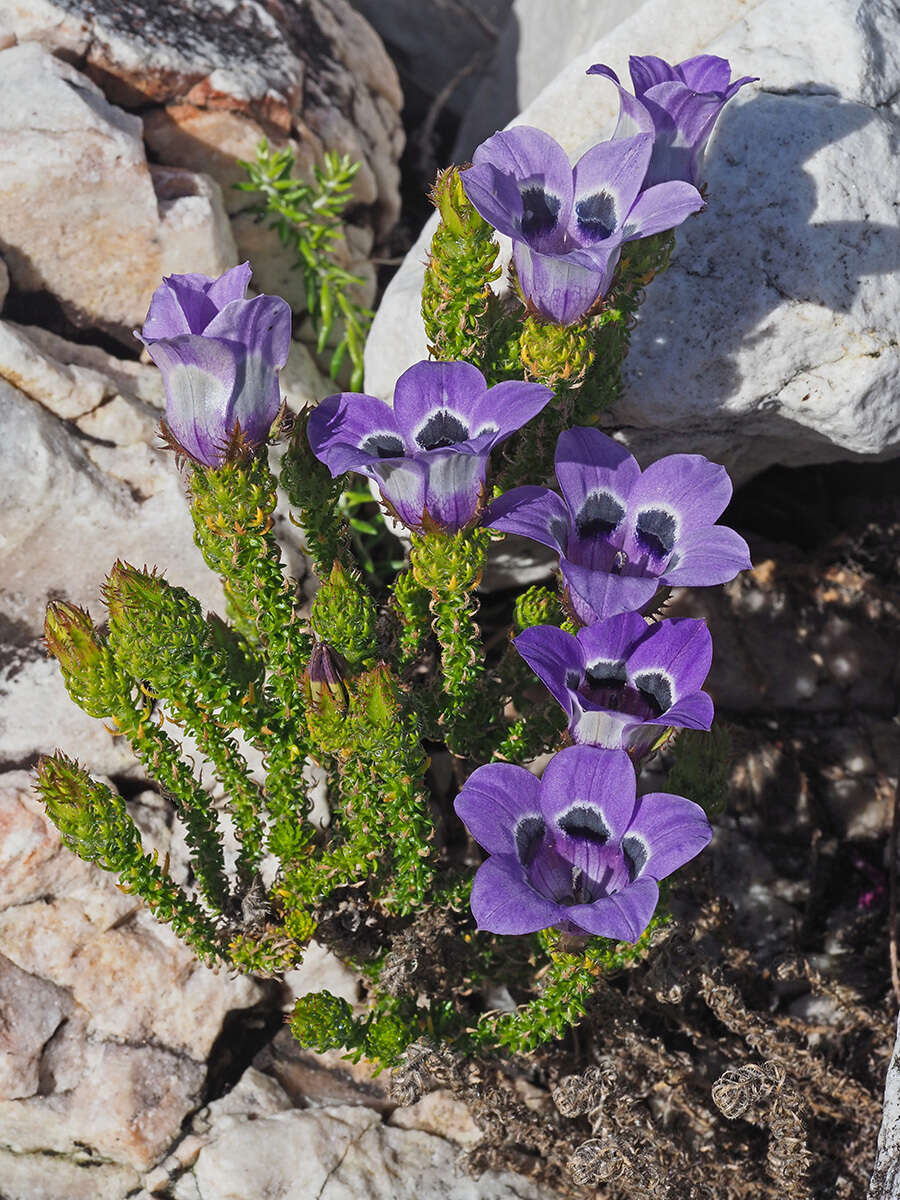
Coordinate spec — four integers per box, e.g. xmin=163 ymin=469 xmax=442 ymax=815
xmin=45 ymin=49 xmax=755 ymax=1038
xmin=458 ymin=52 xmax=752 ymax=323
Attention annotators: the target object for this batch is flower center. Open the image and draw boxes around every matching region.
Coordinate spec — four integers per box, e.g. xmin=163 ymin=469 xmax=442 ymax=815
xmin=415 ymin=409 xmax=470 ymax=451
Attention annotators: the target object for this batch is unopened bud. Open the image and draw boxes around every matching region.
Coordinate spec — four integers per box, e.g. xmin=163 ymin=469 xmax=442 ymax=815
xmin=306 ymin=640 xmax=348 ymax=708
xmin=44 ymin=601 xmax=119 ymax=718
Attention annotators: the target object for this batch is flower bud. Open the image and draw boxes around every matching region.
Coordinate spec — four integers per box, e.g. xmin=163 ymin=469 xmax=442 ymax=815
xmin=44 ymin=601 xmax=119 ymax=718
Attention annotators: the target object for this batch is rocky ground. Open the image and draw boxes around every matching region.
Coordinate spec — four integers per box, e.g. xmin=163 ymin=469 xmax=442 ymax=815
xmin=0 ymin=1 xmax=898 ymax=1197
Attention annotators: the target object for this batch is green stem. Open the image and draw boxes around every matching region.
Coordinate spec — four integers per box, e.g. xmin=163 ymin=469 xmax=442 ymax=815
xmin=111 ymin=689 xmax=230 ymax=913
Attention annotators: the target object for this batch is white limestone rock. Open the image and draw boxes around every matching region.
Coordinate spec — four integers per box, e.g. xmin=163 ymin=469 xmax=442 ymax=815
xmin=0 ymin=1148 xmax=140 ymax=1200
xmin=180 ymin=1100 xmax=551 ymax=1200
xmin=2 ymin=0 xmax=405 ymax=303
xmin=0 ymin=43 xmax=237 ymax=336
xmin=0 ymin=771 xmax=264 ymax=1172
xmin=365 ymin=0 xmax=900 ymax=484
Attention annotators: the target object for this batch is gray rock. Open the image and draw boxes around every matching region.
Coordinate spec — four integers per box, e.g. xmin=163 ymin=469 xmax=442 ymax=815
xmin=181 ymin=1101 xmax=551 ymax=1200
xmin=0 ymin=43 xmax=237 ymax=337
xmin=365 ymin=0 xmax=900 ymax=484
xmin=869 ymin=1012 xmax=900 ymax=1199
xmin=350 ymin=0 xmax=512 ymax=121
xmin=2 ymin=0 xmax=404 ymax=256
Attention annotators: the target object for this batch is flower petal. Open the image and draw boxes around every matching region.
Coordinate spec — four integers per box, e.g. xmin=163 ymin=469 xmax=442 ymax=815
xmin=560 ymin=558 xmax=658 ymax=623
xmin=461 ymin=159 xmax=527 ymax=241
xmin=483 ymin=486 xmax=570 ymax=553
xmin=454 ymin=762 xmax=543 ymax=857
xmin=675 ymin=54 xmax=734 ymax=94
xmin=622 ymin=178 xmax=704 ymax=238
xmin=470 ymin=126 xmax=575 ymax=249
xmin=205 ymin=261 xmax=253 ymax=309
xmin=392 ymin=360 xmax=488 ymax=443
xmin=628 ymin=54 xmax=679 ymax=94
xmin=540 ymin=746 xmax=637 ymax=842
xmin=640 ymin=82 xmax=727 ymax=186
xmin=554 ymin=427 xmax=641 ymax=524
xmin=571 ymin=134 xmax=653 ymax=242
xmin=586 ymin=64 xmax=656 ymax=141
xmin=625 ymin=791 xmax=712 ymax=880
xmin=203 ymin=293 xmax=292 ymax=371
xmin=660 ymin=525 xmax=752 ymax=587
xmin=470 ymin=854 xmax=563 ymax=934
xmin=624 ymin=453 xmax=735 ymax=551
xmin=576 ymin=611 xmax=649 ymax=668
xmin=421 ymin=448 xmax=487 ymax=531
xmin=625 ymin=617 xmax=713 ymax=699
xmin=566 ymin=875 xmax=660 ymax=941
xmin=650 ymin=691 xmax=714 ymax=731
xmin=514 ymin=625 xmax=582 ymax=716
xmin=307 ymin=392 xmax=404 ymax=476
xmin=570 ymin=704 xmax=635 ymax=748
xmin=146 ymin=335 xmax=239 ymax=466
xmin=514 ymin=243 xmax=612 ymax=325
xmin=368 ymin=457 xmax=429 ymax=530
xmin=468 ymin=379 xmax=554 ymax=442
xmin=140 ymin=278 xmax=204 ymax=342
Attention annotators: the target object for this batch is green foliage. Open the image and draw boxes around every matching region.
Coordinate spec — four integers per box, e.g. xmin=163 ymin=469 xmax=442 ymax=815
xmin=473 ymin=914 xmax=670 ymax=1054
xmin=409 ymin=526 xmax=491 ymax=752
xmin=310 ymin=561 xmax=378 ymax=666
xmin=513 ymin=585 xmax=563 ymax=632
xmin=422 ymin=167 xmax=502 ymax=370
xmin=236 ymin=140 xmax=371 ymax=388
xmin=35 ymin=754 xmax=223 ymax=965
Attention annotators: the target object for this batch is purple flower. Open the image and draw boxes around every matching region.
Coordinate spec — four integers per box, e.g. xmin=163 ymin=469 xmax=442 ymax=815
xmin=306 ymin=360 xmax=552 ymax=533
xmin=454 ymin=745 xmax=711 ymax=939
xmin=588 ymin=55 xmax=757 ymax=189
xmin=460 ymin=125 xmax=703 ymax=325
xmin=515 ymin=612 xmax=713 ymax=757
xmin=137 ymin=263 xmax=292 ymax=466
xmin=484 ymin=426 xmax=751 ymax=623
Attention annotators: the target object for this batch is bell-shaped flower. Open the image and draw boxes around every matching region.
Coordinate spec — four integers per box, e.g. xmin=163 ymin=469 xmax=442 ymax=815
xmin=460 ymin=126 xmax=703 ymax=325
xmin=484 ymin=426 xmax=751 ymax=623
xmin=137 ymin=262 xmax=292 ymax=466
xmin=515 ymin=612 xmax=714 ymax=757
xmin=454 ymin=745 xmax=711 ymax=939
xmin=588 ymin=55 xmax=756 ymax=189
xmin=307 ymin=360 xmax=552 ymax=533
